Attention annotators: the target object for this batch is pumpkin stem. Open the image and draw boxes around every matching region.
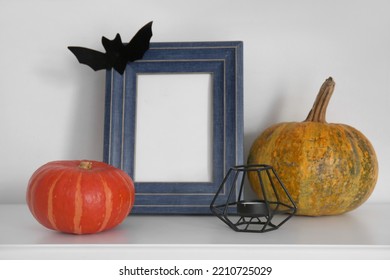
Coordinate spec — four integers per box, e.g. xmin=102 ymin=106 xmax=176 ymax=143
xmin=304 ymin=77 xmax=335 ymax=123
xmin=79 ymin=161 xmax=93 ymax=170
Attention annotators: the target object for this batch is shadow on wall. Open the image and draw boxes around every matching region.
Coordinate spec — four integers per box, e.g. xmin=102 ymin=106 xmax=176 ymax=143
xmin=32 ymin=44 xmax=106 ymax=162
xmin=243 ymin=91 xmax=288 ymax=201
xmin=244 ymin=92 xmax=287 ymax=163
xmin=67 ymin=71 xmax=106 ymax=161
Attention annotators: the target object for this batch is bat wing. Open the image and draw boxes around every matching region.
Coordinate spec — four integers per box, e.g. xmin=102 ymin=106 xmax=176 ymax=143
xmin=124 ymin=21 xmax=153 ymax=62
xmin=68 ymin=46 xmax=109 ymax=71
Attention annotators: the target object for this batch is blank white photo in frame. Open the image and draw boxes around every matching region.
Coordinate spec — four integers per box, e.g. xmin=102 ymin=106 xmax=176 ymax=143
xmin=133 ymin=73 xmax=213 ymax=183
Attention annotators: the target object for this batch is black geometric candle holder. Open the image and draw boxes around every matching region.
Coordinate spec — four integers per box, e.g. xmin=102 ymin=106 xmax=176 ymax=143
xmin=210 ymin=164 xmax=297 ymax=233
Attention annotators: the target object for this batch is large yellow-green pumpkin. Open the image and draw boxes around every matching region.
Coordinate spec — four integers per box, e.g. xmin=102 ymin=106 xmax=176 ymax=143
xmin=247 ymin=77 xmax=378 ymax=216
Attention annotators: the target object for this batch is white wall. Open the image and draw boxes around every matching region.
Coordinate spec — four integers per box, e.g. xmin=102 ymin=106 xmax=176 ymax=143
xmin=1 ymin=0 xmax=389 ymax=203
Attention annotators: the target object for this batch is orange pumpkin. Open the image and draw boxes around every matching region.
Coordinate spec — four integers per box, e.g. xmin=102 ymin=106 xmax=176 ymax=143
xmin=248 ymin=77 xmax=378 ymax=216
xmin=26 ymin=160 xmax=135 ymax=234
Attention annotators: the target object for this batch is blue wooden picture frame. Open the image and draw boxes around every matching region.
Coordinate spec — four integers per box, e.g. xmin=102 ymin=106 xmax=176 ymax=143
xmin=103 ymin=41 xmax=243 ymax=214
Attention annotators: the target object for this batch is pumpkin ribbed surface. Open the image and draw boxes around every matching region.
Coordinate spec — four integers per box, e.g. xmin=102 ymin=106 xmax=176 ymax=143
xmin=26 ymin=160 xmax=135 ymax=234
xmin=247 ymin=78 xmax=378 ymax=216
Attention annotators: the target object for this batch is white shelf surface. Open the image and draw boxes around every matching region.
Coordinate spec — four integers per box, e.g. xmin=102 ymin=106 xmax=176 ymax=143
xmin=1 ymin=203 xmax=389 ymax=259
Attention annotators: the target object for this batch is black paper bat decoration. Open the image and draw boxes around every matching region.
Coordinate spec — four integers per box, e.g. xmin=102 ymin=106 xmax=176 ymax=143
xmin=68 ymin=21 xmax=153 ymax=75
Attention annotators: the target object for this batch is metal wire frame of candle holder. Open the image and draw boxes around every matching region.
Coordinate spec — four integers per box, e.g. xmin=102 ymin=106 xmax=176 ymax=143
xmin=210 ymin=164 xmax=297 ymax=233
